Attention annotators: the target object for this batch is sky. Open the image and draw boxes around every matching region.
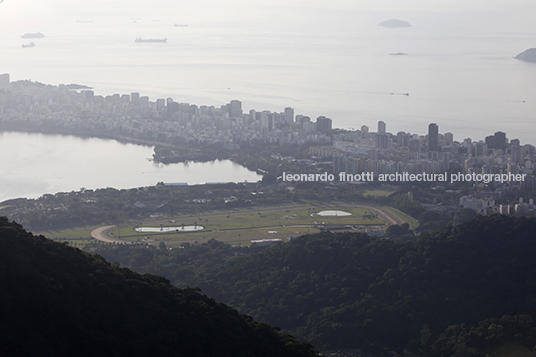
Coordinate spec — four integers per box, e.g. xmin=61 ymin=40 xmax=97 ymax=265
xmin=1 ymin=0 xmax=535 ymax=42
xmin=2 ymin=0 xmax=536 ymax=24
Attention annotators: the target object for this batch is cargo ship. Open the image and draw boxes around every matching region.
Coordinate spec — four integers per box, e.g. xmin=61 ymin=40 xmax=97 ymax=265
xmin=135 ymin=37 xmax=167 ymax=43
xmin=21 ymin=32 xmax=45 ymax=38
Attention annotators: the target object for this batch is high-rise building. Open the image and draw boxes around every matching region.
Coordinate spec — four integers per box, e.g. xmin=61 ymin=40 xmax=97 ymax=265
xmin=83 ymin=90 xmax=94 ymax=102
xmin=333 ymin=155 xmax=346 ymax=174
xmin=428 ymin=123 xmax=439 ymax=151
xmin=166 ymin=102 xmax=179 ymax=118
xmin=297 ymin=116 xmax=311 ymax=127
xmin=0 ymin=73 xmax=9 ymax=86
xmin=228 ymin=100 xmax=243 ymax=117
xmin=485 ymin=132 xmax=507 ymax=150
xmin=189 ymin=104 xmax=198 ymax=115
xmin=303 ymin=122 xmax=316 ymax=132
xmin=472 ymin=141 xmax=486 ymax=157
xmin=378 ymin=121 xmax=386 ymax=134
xmin=131 ymin=92 xmax=140 ymax=105
xmin=156 ymin=98 xmax=166 ymax=112
xmin=284 ymin=107 xmax=294 ymax=124
xmin=444 ymin=132 xmax=454 ymax=145
xmin=178 ymin=103 xmax=190 ymax=112
xmin=397 ymin=131 xmax=409 ymax=147
xmin=485 ymin=135 xmax=495 ymax=149
xmin=361 ymin=125 xmax=369 ymax=134
xmin=510 ymin=139 xmax=523 ymax=164
xmin=316 ymin=116 xmax=332 ymax=134
xmin=511 ymin=145 xmax=523 ymax=164
xmin=260 ymin=111 xmax=273 ymax=132
xmin=494 ymin=131 xmax=506 ymax=150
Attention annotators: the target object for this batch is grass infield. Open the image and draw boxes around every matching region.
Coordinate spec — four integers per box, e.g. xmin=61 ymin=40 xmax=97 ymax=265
xmin=38 ymin=202 xmax=406 ymax=247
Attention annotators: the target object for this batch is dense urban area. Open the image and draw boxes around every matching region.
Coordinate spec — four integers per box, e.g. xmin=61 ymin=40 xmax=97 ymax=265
xmin=1 ymin=73 xmax=535 ymax=220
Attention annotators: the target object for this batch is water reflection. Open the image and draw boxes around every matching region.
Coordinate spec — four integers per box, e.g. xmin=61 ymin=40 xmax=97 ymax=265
xmin=0 ymin=131 xmax=262 ymax=202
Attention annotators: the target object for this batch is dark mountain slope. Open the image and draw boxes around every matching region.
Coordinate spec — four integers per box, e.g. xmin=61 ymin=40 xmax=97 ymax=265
xmin=0 ymin=217 xmax=316 ymax=357
xmin=92 ymin=215 xmax=536 ymax=354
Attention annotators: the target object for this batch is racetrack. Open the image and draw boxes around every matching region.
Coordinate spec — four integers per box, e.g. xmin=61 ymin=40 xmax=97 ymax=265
xmin=91 ymin=225 xmax=131 ymax=244
xmin=90 ymin=204 xmax=412 ymax=245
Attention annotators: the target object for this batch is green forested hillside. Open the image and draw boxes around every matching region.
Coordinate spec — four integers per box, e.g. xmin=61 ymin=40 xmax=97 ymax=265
xmin=0 ymin=217 xmax=317 ymax=357
xmin=93 ymin=215 xmax=536 ymax=355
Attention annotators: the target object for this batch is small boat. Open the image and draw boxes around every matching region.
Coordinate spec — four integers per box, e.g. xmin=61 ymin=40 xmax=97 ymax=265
xmin=22 ymin=42 xmax=35 ymax=48
xmin=174 ymin=23 xmax=188 ymax=27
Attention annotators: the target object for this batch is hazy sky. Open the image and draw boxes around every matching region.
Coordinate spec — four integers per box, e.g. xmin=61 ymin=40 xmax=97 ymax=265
xmin=2 ymin=0 xmax=536 ymax=27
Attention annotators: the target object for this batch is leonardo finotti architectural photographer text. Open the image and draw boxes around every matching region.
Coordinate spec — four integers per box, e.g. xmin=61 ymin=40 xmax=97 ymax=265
xmin=282 ymin=172 xmax=527 ymax=184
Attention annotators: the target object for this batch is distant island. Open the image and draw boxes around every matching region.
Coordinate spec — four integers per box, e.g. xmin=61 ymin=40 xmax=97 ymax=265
xmin=515 ymin=48 xmax=536 ymax=63
xmin=378 ymin=19 xmax=411 ymax=28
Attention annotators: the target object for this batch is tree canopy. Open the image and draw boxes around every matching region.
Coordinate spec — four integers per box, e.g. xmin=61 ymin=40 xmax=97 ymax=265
xmin=93 ymin=214 xmax=536 ymax=355
xmin=0 ymin=216 xmax=317 ymax=357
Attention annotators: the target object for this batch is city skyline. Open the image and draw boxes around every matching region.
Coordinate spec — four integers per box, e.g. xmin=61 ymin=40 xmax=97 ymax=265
xmin=1 ymin=74 xmax=530 ymax=148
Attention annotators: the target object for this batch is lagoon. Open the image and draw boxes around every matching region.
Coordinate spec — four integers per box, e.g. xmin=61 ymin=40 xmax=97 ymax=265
xmin=0 ymin=131 xmax=262 ymax=202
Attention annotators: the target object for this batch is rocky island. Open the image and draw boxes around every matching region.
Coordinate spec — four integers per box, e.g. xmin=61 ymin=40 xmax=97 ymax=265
xmin=515 ymin=48 xmax=536 ymax=63
xmin=378 ymin=19 xmax=411 ymax=28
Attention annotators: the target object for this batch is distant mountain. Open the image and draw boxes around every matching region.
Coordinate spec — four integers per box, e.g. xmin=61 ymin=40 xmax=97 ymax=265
xmin=378 ymin=19 xmax=411 ymax=28
xmin=0 ymin=217 xmax=317 ymax=357
xmin=65 ymin=83 xmax=92 ymax=90
xmin=515 ymin=48 xmax=536 ymax=63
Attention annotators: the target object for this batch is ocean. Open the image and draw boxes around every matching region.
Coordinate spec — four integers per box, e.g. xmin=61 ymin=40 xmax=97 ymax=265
xmin=1 ymin=1 xmax=536 ymax=143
